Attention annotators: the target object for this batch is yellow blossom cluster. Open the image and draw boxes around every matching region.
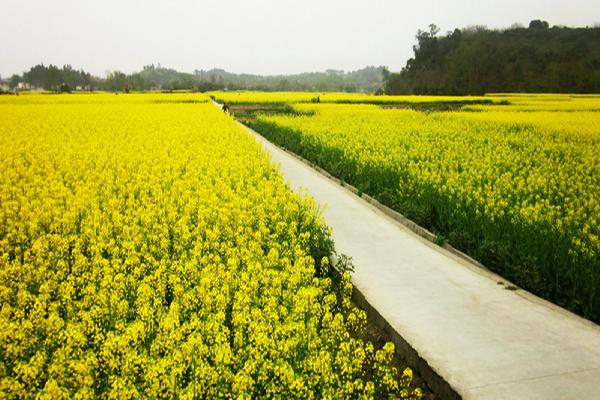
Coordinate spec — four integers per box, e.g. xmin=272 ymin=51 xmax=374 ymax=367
xmin=209 ymin=91 xmax=318 ymax=104
xmin=0 ymin=94 xmax=420 ymax=399
xmin=253 ymin=100 xmax=600 ymax=322
xmin=0 ymin=92 xmax=209 ymax=106
xmin=466 ymin=93 xmax=600 ymax=112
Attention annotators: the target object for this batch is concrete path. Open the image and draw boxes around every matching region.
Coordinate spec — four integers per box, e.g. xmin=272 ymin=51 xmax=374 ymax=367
xmin=239 ymin=121 xmax=600 ymax=400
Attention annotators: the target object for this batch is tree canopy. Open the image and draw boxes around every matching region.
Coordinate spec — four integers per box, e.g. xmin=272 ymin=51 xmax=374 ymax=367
xmin=20 ymin=64 xmax=95 ymax=92
xmin=385 ymin=22 xmax=600 ymax=95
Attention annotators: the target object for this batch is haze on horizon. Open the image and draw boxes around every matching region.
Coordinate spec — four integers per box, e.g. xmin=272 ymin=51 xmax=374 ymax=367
xmin=0 ymin=0 xmax=598 ymax=78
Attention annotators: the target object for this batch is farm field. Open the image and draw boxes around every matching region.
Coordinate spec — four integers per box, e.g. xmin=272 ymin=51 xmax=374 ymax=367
xmin=0 ymin=93 xmax=421 ymax=399
xmin=210 ymin=91 xmax=499 ymax=110
xmin=213 ymin=92 xmax=600 ymax=323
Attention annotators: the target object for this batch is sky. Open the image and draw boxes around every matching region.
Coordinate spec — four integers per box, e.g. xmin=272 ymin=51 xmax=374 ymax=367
xmin=1 ymin=0 xmax=598 ymax=78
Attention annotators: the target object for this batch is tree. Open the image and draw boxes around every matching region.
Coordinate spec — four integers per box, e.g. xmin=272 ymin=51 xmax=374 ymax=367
xmin=105 ymin=71 xmax=128 ymax=92
xmin=24 ymin=64 xmax=47 ymax=88
xmin=128 ymin=74 xmax=146 ymax=91
xmin=278 ymin=79 xmax=290 ymax=91
xmin=428 ymin=23 xmax=440 ymax=37
xmin=44 ymin=65 xmax=63 ymax=91
xmin=9 ymin=74 xmax=20 ymax=89
xmin=529 ymin=20 xmax=549 ymax=29
xmin=381 ymin=66 xmax=390 ymax=81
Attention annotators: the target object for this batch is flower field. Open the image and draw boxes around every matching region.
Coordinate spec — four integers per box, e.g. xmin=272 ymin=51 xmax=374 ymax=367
xmin=251 ymin=98 xmax=600 ymax=322
xmin=210 ymin=91 xmax=494 ymax=106
xmin=0 ymin=94 xmax=420 ymax=399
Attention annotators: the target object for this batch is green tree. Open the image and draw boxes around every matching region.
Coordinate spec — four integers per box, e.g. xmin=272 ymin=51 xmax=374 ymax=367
xmin=9 ymin=74 xmax=20 ymax=89
xmin=44 ymin=65 xmax=63 ymax=91
xmin=385 ymin=22 xmax=600 ymax=94
xmin=105 ymin=71 xmax=128 ymax=92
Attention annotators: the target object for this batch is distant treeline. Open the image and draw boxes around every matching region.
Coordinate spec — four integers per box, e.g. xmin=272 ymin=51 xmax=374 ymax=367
xmin=4 ymin=21 xmax=598 ymax=95
xmin=129 ymin=65 xmax=387 ymax=92
xmin=1 ymin=64 xmax=387 ymax=93
xmin=385 ymin=21 xmax=600 ymax=95
xmin=2 ymin=65 xmax=99 ymax=92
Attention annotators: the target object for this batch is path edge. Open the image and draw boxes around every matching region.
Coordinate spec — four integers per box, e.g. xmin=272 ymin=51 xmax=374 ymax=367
xmin=329 ymin=251 xmax=463 ymax=400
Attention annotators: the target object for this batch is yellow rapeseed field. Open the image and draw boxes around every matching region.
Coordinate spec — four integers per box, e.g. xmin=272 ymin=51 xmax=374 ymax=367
xmin=209 ymin=91 xmax=317 ymax=104
xmin=210 ymin=91 xmax=492 ymax=105
xmin=253 ymin=100 xmax=600 ymax=321
xmin=0 ymin=94 xmax=420 ymax=399
xmin=465 ymin=94 xmax=600 ymax=111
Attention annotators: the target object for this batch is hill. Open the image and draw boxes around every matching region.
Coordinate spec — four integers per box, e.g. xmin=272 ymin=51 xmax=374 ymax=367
xmin=385 ymin=21 xmax=600 ymax=95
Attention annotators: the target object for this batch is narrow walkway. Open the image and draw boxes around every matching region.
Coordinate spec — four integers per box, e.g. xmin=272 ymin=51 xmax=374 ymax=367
xmin=240 ymin=121 xmax=600 ymax=399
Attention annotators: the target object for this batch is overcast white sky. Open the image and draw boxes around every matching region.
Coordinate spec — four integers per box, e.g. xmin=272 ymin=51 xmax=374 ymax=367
xmin=1 ymin=0 xmax=598 ymax=78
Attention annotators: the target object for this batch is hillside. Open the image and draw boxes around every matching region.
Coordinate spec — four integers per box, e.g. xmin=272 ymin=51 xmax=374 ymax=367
xmin=385 ymin=21 xmax=600 ymax=95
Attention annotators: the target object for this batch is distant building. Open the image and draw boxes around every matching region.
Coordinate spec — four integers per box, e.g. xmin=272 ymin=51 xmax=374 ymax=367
xmin=17 ymin=82 xmax=31 ymax=90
